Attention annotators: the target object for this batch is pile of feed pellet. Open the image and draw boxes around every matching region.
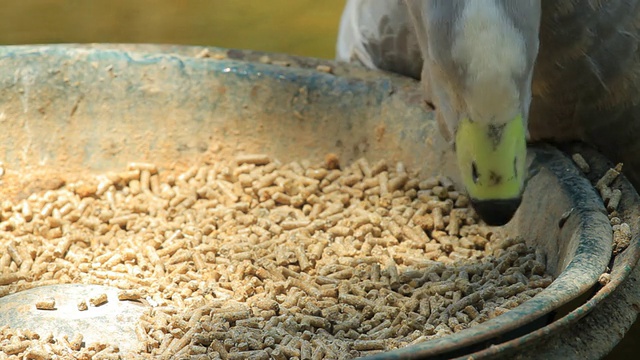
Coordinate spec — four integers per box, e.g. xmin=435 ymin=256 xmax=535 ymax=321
xmin=570 ymin=153 xmax=632 ymax=286
xmin=0 ymin=155 xmax=553 ymax=359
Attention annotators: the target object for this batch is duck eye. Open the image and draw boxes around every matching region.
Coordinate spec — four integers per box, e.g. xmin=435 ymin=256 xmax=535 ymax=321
xmin=471 ymin=161 xmax=479 ymax=184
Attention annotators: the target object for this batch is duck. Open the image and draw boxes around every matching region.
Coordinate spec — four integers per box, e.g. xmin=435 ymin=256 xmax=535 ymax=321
xmin=336 ymin=0 xmax=640 ymax=225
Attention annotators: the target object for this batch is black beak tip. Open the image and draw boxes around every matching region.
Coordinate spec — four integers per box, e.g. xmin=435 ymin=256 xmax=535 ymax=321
xmin=470 ymin=197 xmax=523 ymax=226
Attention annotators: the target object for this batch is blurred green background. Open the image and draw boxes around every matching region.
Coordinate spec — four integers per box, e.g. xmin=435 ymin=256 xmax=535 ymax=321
xmin=0 ymin=0 xmax=344 ymax=58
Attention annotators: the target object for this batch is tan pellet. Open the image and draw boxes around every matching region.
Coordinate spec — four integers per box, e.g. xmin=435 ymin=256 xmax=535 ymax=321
xmin=598 ymin=272 xmax=612 ymax=286
xmin=35 ymin=298 xmax=56 ymax=310
xmin=288 ymin=277 xmax=322 ymax=298
xmin=294 ymin=246 xmax=311 ymax=271
xmin=1 ymin=252 xmax=11 ymax=270
xmin=156 ymin=237 xmax=183 ymax=257
xmin=23 ymin=347 xmax=49 ymax=360
xmin=613 ymin=222 xmax=632 ymax=254
xmin=110 ymin=213 xmax=138 ymax=228
xmin=118 ymin=169 xmax=141 ymax=184
xmin=5 ymin=340 xmax=30 ymax=355
xmin=118 ymin=289 xmax=144 ymax=301
xmin=353 ymin=339 xmax=386 ymax=351
xmin=0 ymin=155 xmax=557 ymax=359
xmin=89 ymin=293 xmax=108 ymax=307
xmin=128 ymin=162 xmax=158 ymax=174
xmin=596 ymin=164 xmax=622 ymax=189
xmin=69 ymin=332 xmax=84 ymax=351
xmin=7 ymin=241 xmax=23 ymax=266
xmin=571 ymin=153 xmax=590 ymax=173
xmin=236 ymin=154 xmax=271 ymax=165
xmin=432 ymin=207 xmax=445 ymax=230
xmin=140 ymin=170 xmax=151 ymax=193
xmin=0 ymin=272 xmax=26 ymax=285
xmin=370 ymin=160 xmax=387 ymax=176
xmin=388 ymin=173 xmax=408 ymax=192
xmin=607 ymin=189 xmax=622 ymax=212
xmin=315 ymin=64 xmax=333 ymax=74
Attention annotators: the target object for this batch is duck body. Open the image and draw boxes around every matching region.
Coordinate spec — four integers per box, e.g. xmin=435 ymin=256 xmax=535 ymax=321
xmin=338 ymin=0 xmax=640 ymax=223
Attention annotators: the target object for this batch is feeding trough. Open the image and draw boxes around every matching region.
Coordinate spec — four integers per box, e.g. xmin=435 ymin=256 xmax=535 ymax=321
xmin=0 ymin=44 xmax=637 ymax=359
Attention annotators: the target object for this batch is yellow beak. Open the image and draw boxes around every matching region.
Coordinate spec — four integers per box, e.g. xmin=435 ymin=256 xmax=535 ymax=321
xmin=455 ymin=115 xmax=527 ymax=225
